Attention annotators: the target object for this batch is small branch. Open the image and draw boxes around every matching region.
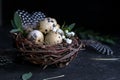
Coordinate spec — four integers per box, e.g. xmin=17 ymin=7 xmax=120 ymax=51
xmin=43 ymin=75 xmax=65 ymax=80
xmin=90 ymin=58 xmax=120 ymax=61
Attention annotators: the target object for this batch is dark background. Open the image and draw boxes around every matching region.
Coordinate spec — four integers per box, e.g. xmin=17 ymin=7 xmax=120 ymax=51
xmin=1 ymin=1 xmax=120 ymax=80
xmin=2 ymin=0 xmax=119 ymax=35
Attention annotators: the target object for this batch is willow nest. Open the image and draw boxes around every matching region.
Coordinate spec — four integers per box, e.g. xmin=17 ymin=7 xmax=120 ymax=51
xmin=12 ymin=33 xmax=82 ymax=68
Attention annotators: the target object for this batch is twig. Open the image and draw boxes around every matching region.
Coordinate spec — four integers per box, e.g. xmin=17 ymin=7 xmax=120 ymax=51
xmin=91 ymin=58 xmax=120 ymax=61
xmin=43 ymin=75 xmax=65 ymax=80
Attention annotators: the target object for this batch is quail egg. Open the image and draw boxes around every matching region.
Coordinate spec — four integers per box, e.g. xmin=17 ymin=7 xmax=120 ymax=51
xmin=39 ymin=17 xmax=57 ymax=34
xmin=52 ymin=24 xmax=60 ymax=32
xmin=45 ymin=31 xmax=63 ymax=45
xmin=27 ymin=30 xmax=44 ymax=44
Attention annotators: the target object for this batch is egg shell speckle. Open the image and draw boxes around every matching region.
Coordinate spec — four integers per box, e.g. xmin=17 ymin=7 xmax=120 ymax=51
xmin=45 ymin=31 xmax=63 ymax=45
xmin=27 ymin=30 xmax=44 ymax=44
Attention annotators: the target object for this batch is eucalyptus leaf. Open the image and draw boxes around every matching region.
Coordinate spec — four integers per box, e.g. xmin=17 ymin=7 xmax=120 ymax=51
xmin=10 ymin=29 xmax=20 ymax=33
xmin=61 ymin=23 xmax=75 ymax=32
xmin=88 ymin=34 xmax=94 ymax=39
xmin=22 ymin=72 xmax=32 ymax=80
xmin=11 ymin=20 xmax=16 ymax=28
xmin=76 ymin=27 xmax=116 ymax=45
xmin=68 ymin=23 xmax=75 ymax=31
xmin=105 ymin=39 xmax=115 ymax=44
xmin=14 ymin=12 xmax=23 ymax=33
xmin=95 ymin=36 xmax=102 ymax=40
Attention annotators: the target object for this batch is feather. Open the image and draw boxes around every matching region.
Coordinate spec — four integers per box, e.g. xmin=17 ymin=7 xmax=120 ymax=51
xmin=80 ymin=40 xmax=113 ymax=55
xmin=0 ymin=56 xmax=12 ymax=66
xmin=16 ymin=10 xmax=46 ymax=29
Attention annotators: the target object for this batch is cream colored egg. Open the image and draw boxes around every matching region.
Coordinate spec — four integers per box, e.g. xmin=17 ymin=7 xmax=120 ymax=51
xmin=52 ymin=24 xmax=60 ymax=32
xmin=27 ymin=30 xmax=44 ymax=44
xmin=39 ymin=17 xmax=57 ymax=34
xmin=45 ymin=31 xmax=63 ymax=45
xmin=55 ymin=24 xmax=60 ymax=30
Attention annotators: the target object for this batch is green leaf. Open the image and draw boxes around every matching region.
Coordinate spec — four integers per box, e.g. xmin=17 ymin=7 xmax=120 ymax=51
xmin=10 ymin=29 xmax=20 ymax=33
xmin=95 ymin=36 xmax=102 ymax=40
xmin=61 ymin=23 xmax=76 ymax=32
xmin=105 ymin=39 xmax=115 ymax=44
xmin=67 ymin=23 xmax=75 ymax=31
xmin=88 ymin=34 xmax=94 ymax=39
xmin=22 ymin=72 xmax=32 ymax=80
xmin=14 ymin=12 xmax=23 ymax=33
xmin=76 ymin=27 xmax=116 ymax=45
xmin=11 ymin=20 xmax=16 ymax=28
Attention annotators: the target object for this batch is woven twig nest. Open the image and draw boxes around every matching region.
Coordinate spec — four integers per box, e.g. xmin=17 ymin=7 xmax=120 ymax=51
xmin=12 ymin=33 xmax=82 ymax=68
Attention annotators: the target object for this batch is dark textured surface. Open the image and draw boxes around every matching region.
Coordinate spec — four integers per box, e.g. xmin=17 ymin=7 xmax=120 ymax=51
xmin=0 ymin=28 xmax=120 ymax=80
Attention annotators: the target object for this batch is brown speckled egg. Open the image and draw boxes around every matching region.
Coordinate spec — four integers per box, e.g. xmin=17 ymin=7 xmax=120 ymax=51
xmin=45 ymin=31 xmax=63 ymax=45
xmin=39 ymin=17 xmax=57 ymax=34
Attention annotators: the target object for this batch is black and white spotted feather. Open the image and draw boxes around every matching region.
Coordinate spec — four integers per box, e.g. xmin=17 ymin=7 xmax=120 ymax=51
xmin=16 ymin=10 xmax=46 ymax=29
xmin=0 ymin=56 xmax=12 ymax=66
xmin=80 ymin=40 xmax=113 ymax=55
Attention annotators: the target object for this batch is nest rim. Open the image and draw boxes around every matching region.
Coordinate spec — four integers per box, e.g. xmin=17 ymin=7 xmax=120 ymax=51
xmin=12 ymin=33 xmax=82 ymax=68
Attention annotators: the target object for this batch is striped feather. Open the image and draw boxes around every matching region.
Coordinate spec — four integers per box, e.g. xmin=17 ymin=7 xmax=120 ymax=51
xmin=80 ymin=40 xmax=113 ymax=55
xmin=0 ymin=56 xmax=12 ymax=66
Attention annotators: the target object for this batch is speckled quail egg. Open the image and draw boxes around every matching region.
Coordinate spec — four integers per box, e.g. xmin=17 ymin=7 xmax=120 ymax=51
xmin=39 ymin=17 xmax=57 ymax=34
xmin=27 ymin=30 xmax=44 ymax=44
xmin=52 ymin=24 xmax=60 ymax=32
xmin=45 ymin=31 xmax=63 ymax=45
xmin=55 ymin=24 xmax=60 ymax=30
